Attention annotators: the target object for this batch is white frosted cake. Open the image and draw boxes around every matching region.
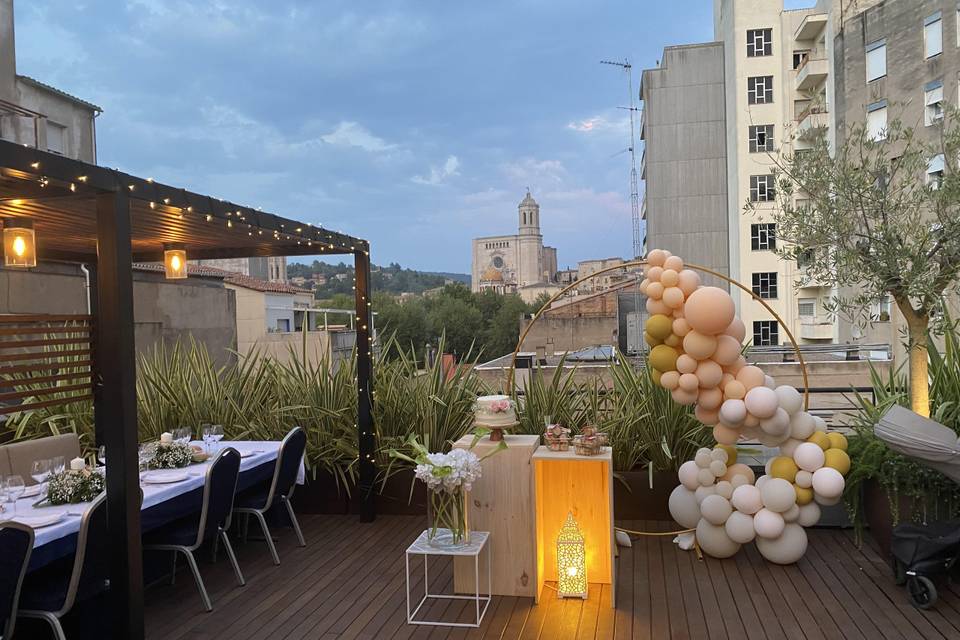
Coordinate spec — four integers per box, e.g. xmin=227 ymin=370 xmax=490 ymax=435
xmin=473 ymin=395 xmax=518 ymax=428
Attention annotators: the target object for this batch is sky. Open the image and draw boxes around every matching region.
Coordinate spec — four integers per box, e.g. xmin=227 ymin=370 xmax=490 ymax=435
xmin=13 ymin=1 xmax=806 ymax=273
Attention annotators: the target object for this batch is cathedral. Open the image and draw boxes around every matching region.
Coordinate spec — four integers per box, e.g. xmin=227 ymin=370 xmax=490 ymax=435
xmin=471 ymin=191 xmax=559 ymax=301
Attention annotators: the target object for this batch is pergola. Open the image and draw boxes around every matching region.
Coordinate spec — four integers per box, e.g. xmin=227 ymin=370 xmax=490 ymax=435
xmin=0 ymin=138 xmax=377 ymax=638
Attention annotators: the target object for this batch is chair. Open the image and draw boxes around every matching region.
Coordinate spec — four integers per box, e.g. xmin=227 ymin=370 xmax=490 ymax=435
xmin=235 ymin=427 xmax=307 ymax=565
xmin=17 ymin=493 xmax=108 ymax=640
xmin=0 ymin=523 xmax=33 ymax=640
xmin=144 ymin=447 xmax=244 ymax=612
xmin=2 ymin=434 xmax=82 ymax=484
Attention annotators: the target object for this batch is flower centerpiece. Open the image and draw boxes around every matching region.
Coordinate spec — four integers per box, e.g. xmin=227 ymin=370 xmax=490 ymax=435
xmin=45 ymin=460 xmax=105 ymax=505
xmin=146 ymin=434 xmax=195 ymax=469
xmin=390 ymin=429 xmax=506 ymax=546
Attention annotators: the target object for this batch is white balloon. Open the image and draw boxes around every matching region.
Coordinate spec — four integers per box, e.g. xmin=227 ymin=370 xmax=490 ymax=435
xmin=794 ymin=442 xmax=825 ymax=472
xmin=710 ymin=460 xmax=727 ymax=478
xmin=756 ymin=523 xmax=808 ymax=564
xmin=725 ymin=511 xmax=757 ymax=544
xmin=697 ymin=468 xmax=716 ymax=486
xmin=744 ymin=386 xmax=779 ymax=419
xmin=779 ymin=438 xmax=801 ymax=458
xmin=730 ymin=474 xmax=750 ymax=489
xmin=719 ymin=399 xmax=747 ymax=425
xmin=761 ymin=478 xmax=796 ymax=513
xmin=711 ymin=448 xmax=729 ymax=463
xmin=715 ymin=480 xmax=734 ymax=500
xmin=790 ymin=412 xmax=816 ymax=440
xmin=755 ymin=475 xmax=770 ymax=491
xmin=796 ymin=502 xmax=821 ymax=527
xmin=701 ymin=494 xmax=734 ymax=526
xmin=764 ymin=458 xmax=773 ymax=476
xmin=678 ymin=460 xmax=700 ymax=491
xmin=795 ymin=470 xmax=813 ymax=489
xmin=813 ymin=416 xmax=828 ymax=432
xmin=695 ymin=485 xmax=716 ymax=505
xmin=815 ymin=493 xmax=842 ymax=506
xmin=812 ymin=467 xmax=845 ymax=499
xmin=775 ymin=385 xmax=803 ymax=415
xmin=731 ymin=484 xmax=763 ymax=515
xmin=669 ymin=485 xmax=701 ymax=529
xmin=696 ymin=518 xmax=741 ymax=559
xmin=764 ymin=375 xmax=776 ymax=389
xmin=782 ymin=503 xmax=801 ymax=523
xmin=758 ymin=431 xmax=790 ymax=448
xmin=753 ymin=508 xmax=786 ymax=539
xmin=760 ymin=408 xmax=791 ymax=436
xmin=695 ymin=448 xmax=713 ymax=468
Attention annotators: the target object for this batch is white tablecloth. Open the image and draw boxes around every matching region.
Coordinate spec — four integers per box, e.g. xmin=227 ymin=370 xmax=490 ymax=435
xmin=1 ymin=440 xmax=303 ymax=549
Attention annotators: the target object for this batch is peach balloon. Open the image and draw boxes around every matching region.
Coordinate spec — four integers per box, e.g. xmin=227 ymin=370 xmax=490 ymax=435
xmin=719 ymin=399 xmax=747 ymax=424
xmin=676 ymin=354 xmax=698 ymax=374
xmin=713 ymin=335 xmax=742 ymax=366
xmin=647 ymin=249 xmax=668 ymax=267
xmin=696 ymin=404 xmax=720 ymax=426
xmin=646 ymin=281 xmax=664 ymax=300
xmin=679 ymin=373 xmax=700 ymax=392
xmin=683 ymin=331 xmax=718 ymax=360
xmin=724 ymin=317 xmax=747 ymax=342
xmin=663 ymin=255 xmax=684 ymax=272
xmin=722 ymin=463 xmax=755 ymax=484
xmin=672 ymin=387 xmax=698 ymax=405
xmin=660 ymin=370 xmax=680 ymax=390
xmin=696 ymin=360 xmax=724 ymax=388
xmin=663 ymin=287 xmax=685 ymax=309
xmin=720 ymin=373 xmax=735 ymax=389
xmin=677 ymin=269 xmax=701 ymax=296
xmin=744 ymin=413 xmax=761 ymax=428
xmin=685 ymin=287 xmax=736 ymax=336
xmin=713 ymin=423 xmax=741 ymax=445
xmin=661 ymin=269 xmax=680 ymax=287
xmin=639 ymin=278 xmax=649 ymax=295
xmin=698 ymin=387 xmax=724 ymax=410
xmin=646 ymin=298 xmax=671 ymax=316
xmin=672 ymin=317 xmax=691 ymax=337
xmin=744 ymin=386 xmax=779 ymax=419
xmin=724 ymin=380 xmax=746 ymax=400
xmin=726 ymin=356 xmax=747 ymax=375
xmin=736 ymin=365 xmax=766 ymax=390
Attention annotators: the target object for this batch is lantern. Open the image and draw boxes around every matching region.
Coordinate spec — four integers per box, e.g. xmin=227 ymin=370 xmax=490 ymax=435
xmin=556 ymin=511 xmax=587 ymax=599
xmin=2 ymin=218 xmax=36 ymax=268
xmin=163 ymin=243 xmax=187 ymax=279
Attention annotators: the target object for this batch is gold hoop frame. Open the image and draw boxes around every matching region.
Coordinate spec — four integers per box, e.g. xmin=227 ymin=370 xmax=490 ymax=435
xmin=506 ymin=260 xmax=811 ymax=410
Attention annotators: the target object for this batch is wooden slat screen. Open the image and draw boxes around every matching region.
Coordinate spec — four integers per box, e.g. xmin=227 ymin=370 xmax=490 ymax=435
xmin=0 ymin=314 xmax=94 ymax=415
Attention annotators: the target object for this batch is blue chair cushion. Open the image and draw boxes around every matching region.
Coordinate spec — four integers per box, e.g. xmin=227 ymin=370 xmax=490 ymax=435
xmin=144 ymin=513 xmax=202 ymax=547
xmin=235 ymin=485 xmax=274 ymax=511
xmin=17 ymin=558 xmax=72 ymax=612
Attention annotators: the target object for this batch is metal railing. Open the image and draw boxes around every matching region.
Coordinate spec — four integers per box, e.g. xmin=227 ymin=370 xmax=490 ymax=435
xmin=0 ymin=98 xmax=44 ymax=149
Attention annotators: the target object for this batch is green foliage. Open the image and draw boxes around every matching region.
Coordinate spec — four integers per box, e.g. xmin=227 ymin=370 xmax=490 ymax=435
xmin=287 ymin=260 xmax=468 ymax=298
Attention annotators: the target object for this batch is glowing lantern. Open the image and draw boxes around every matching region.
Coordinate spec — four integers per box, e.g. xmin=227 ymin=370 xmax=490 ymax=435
xmin=163 ymin=244 xmax=187 ymax=279
xmin=2 ymin=219 xmax=36 ymax=268
xmin=556 ymin=512 xmax=587 ymax=599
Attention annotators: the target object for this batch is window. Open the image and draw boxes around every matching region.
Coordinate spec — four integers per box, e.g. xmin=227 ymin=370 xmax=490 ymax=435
xmin=751 ymin=223 xmax=776 ymax=250
xmin=927 ymin=154 xmax=945 ymax=188
xmin=865 ymin=40 xmax=886 ymax=82
xmin=749 ymin=125 xmax=774 ymax=152
xmin=747 ymin=28 xmax=773 ymax=57
xmin=753 ymin=320 xmax=779 ymax=346
xmin=797 ymin=248 xmax=814 ymax=268
xmin=748 ymin=76 xmax=774 ymax=104
xmin=798 ymin=299 xmax=816 ymax=318
xmin=750 ymin=175 xmax=776 ymax=202
xmin=871 ymin=296 xmax=892 ymax=322
xmin=46 ymin=122 xmax=65 ymax=155
xmin=925 ymin=12 xmax=943 ymax=59
xmin=751 ymin=272 xmax=778 ymax=299
xmin=867 ymin=100 xmax=888 ymax=141
xmin=492 ymin=256 xmax=504 ymax=268
xmin=925 ymin=80 xmax=944 ymax=126
xmin=792 ymin=50 xmax=809 ymax=70
xmin=276 ymin=318 xmax=290 ymax=332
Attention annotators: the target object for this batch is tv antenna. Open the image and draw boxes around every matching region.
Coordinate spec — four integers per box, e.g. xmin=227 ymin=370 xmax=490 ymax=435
xmin=601 ymin=58 xmax=642 ymax=260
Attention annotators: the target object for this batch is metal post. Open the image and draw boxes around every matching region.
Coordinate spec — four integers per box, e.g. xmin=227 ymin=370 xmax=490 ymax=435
xmin=94 ymin=190 xmax=144 ymax=639
xmin=354 ymin=248 xmax=376 ymax=521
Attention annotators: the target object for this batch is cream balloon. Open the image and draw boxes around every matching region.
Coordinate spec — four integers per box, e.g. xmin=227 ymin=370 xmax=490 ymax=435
xmin=696 ymin=519 xmax=741 ymax=559
xmin=760 ymin=408 xmax=791 ymax=437
xmin=779 ymin=438 xmax=802 ymax=458
xmin=678 ymin=460 xmax=700 ymax=490
xmin=701 ymin=494 xmax=733 ymax=526
xmin=695 ymin=485 xmax=716 ymax=505
xmin=782 ymin=503 xmax=801 ymax=523
xmin=789 ymin=412 xmax=816 ymax=440
xmin=775 ymin=385 xmax=804 ymax=415
xmin=722 ymin=463 xmax=755 ymax=485
xmin=753 ymin=508 xmax=786 ymax=539
xmin=668 ymin=485 xmax=701 ymax=529
xmin=761 ymin=478 xmax=797 ymax=513
xmin=694 ymin=449 xmax=712 ymax=468
xmin=697 ymin=468 xmax=715 ymax=487
xmin=731 ymin=484 xmax=763 ymax=515
xmin=796 ymin=502 xmax=821 ymax=527
xmin=685 ymin=287 xmax=736 ymax=336
xmin=764 ymin=375 xmax=776 ymax=389
xmin=794 ymin=470 xmax=813 ymax=489
xmin=725 ymin=511 xmax=757 ymax=544
xmin=719 ymin=399 xmax=747 ymax=425
xmin=744 ymin=386 xmax=779 ymax=419
xmin=714 ymin=480 xmax=734 ymax=499
xmin=811 ymin=467 xmax=845 ymax=499
xmin=756 ymin=523 xmax=807 ymax=565
xmin=793 ymin=442 xmax=826 ymax=473
xmin=709 ymin=460 xmax=727 ymax=477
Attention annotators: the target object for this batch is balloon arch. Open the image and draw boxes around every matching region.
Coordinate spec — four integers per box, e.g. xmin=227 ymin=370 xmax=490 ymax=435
xmin=507 ymin=250 xmax=851 ymax=565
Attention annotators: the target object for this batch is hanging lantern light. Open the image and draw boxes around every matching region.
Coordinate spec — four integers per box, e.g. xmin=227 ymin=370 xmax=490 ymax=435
xmin=556 ymin=511 xmax=587 ymax=599
xmin=2 ymin=218 xmax=37 ymax=268
xmin=163 ymin=243 xmax=187 ymax=279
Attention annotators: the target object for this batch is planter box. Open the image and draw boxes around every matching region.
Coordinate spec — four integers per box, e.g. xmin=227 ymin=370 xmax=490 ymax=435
xmin=613 ymin=470 xmax=677 ymax=521
xmin=863 ymin=478 xmax=915 ymax=558
xmin=291 ymin=470 xmax=352 ymax=515
xmin=352 ymin=468 xmax=428 ymax=515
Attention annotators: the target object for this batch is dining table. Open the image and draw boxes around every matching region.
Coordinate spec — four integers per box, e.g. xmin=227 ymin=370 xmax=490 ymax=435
xmin=1 ymin=440 xmax=304 ymax=571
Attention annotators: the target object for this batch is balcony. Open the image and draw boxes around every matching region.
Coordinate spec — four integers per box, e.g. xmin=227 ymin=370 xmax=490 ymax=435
xmin=794 ymin=13 xmax=828 ymax=41
xmin=796 ymin=57 xmax=828 ymax=91
xmin=800 ymin=315 xmax=834 ymax=340
xmin=796 ymin=107 xmax=829 ymax=146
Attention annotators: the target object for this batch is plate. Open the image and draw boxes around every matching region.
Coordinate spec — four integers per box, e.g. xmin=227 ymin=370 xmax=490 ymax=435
xmin=142 ymin=472 xmax=190 ymax=484
xmin=240 ymin=450 xmax=264 ymax=458
xmin=14 ymin=513 xmax=66 ymax=528
xmin=21 ymin=484 xmax=43 ymax=498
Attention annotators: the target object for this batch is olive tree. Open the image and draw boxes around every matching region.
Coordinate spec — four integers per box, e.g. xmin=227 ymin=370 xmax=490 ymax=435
xmin=753 ymin=111 xmax=960 ymax=417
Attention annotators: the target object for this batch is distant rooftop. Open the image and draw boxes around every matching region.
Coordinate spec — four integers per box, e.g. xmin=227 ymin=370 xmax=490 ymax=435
xmin=133 ymin=262 xmax=312 ymax=294
xmin=16 ymin=75 xmax=103 ymax=113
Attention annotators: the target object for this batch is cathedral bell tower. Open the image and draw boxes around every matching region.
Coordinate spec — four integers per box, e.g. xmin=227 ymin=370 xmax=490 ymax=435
xmin=518 ymin=190 xmax=540 ymax=236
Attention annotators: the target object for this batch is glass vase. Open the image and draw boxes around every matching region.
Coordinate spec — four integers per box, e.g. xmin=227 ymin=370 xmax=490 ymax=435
xmin=427 ymin=487 xmax=470 ymax=547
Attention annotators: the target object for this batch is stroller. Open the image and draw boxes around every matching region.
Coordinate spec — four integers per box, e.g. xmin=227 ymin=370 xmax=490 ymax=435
xmin=877 ymin=406 xmax=960 ymax=609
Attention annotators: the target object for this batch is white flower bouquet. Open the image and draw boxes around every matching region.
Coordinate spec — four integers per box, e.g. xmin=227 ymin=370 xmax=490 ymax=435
xmin=146 ymin=441 xmax=194 ymax=469
xmin=45 ymin=467 xmax=105 ymax=505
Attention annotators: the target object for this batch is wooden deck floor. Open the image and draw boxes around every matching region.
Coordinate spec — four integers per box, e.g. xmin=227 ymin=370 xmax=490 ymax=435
xmin=144 ymin=515 xmax=960 ymax=640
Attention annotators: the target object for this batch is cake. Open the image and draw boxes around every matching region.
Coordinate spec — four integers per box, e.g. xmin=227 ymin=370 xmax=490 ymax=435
xmin=473 ymin=395 xmax=518 ymax=429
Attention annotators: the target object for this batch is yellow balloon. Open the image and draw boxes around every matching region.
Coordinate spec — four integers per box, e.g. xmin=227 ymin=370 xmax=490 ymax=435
xmin=823 ymin=449 xmax=851 ymax=476
xmin=649 ymin=344 xmax=679 ymax=373
xmin=714 ymin=444 xmax=737 ymax=465
xmin=644 ymin=332 xmax=661 ymax=347
xmin=646 ymin=314 xmax=674 ymax=341
xmin=827 ymin=432 xmax=848 ymax=451
xmin=664 ymin=334 xmax=681 ymax=347
xmin=807 ymin=431 xmax=830 ymax=451
xmin=770 ymin=456 xmax=799 ymax=483
xmin=651 ymin=369 xmax=662 ymax=386
xmin=795 ymin=485 xmax=814 ymax=505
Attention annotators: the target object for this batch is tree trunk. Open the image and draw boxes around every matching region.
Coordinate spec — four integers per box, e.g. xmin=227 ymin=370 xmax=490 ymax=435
xmin=905 ymin=314 xmax=931 ymax=417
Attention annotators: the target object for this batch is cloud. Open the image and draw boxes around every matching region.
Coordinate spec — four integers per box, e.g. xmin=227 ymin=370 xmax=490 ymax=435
xmin=319 ymin=121 xmax=397 ymax=152
xmin=566 ymin=112 xmax=629 ymax=134
xmin=412 ymin=155 xmax=460 ymax=185
xmin=501 ymin=157 xmax=566 ymax=187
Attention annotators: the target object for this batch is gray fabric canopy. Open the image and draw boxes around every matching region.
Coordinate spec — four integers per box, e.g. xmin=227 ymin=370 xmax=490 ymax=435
xmin=876 ymin=405 xmax=960 ymax=484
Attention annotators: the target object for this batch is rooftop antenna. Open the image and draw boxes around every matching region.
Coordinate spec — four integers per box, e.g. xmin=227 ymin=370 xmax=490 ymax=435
xmin=600 ymin=58 xmax=642 ymax=260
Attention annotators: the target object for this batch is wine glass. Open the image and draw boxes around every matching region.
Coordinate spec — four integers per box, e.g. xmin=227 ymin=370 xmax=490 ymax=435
xmin=51 ymin=456 xmax=65 ymax=474
xmin=175 ymin=427 xmax=190 ymax=444
xmin=30 ymin=459 xmax=51 ymax=500
xmin=138 ymin=444 xmax=152 ymax=478
xmin=202 ymin=424 xmax=214 ymax=453
xmin=210 ymin=425 xmax=224 ymax=452
xmin=98 ymin=445 xmax=108 ymax=468
xmin=5 ymin=476 xmax=25 ymax=517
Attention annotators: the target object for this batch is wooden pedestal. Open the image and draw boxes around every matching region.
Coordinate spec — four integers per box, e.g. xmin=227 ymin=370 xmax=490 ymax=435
xmin=453 ymin=434 xmax=539 ymax=597
xmin=533 ymin=446 xmax=615 ymax=607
